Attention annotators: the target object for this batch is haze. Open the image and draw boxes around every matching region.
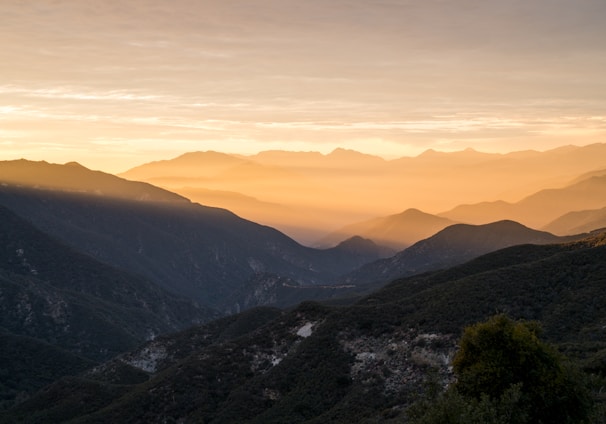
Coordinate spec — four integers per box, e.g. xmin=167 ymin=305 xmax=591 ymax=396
xmin=2 ymin=0 xmax=606 ymax=172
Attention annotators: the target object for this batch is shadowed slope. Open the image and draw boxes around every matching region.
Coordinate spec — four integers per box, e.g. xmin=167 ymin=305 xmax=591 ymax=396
xmin=6 ymin=232 xmax=606 ymax=423
xmin=342 ymin=220 xmax=571 ymax=286
xmin=0 ymin=160 xmax=384 ymax=312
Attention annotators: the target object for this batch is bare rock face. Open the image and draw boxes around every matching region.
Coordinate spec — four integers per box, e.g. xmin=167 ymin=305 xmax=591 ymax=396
xmin=341 ymin=328 xmax=457 ymax=397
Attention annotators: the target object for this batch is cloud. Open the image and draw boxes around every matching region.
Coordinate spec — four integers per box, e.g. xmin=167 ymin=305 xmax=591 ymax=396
xmin=0 ymin=0 xmax=605 ymax=169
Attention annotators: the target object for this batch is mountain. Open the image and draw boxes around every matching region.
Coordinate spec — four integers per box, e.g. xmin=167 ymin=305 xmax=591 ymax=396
xmin=217 ymin=238 xmax=390 ymax=311
xmin=0 ymin=334 xmax=96 ymax=411
xmin=0 ymin=159 xmax=188 ymax=203
xmin=543 ymin=206 xmax=606 ymax=235
xmin=342 ymin=220 xmax=570 ymax=286
xmin=119 ymin=151 xmax=248 ymax=183
xmin=120 ymin=151 xmax=346 ymax=243
xmin=318 ymin=208 xmax=457 ymax=250
xmin=0 ymin=204 xmax=216 ymax=354
xmin=118 ymin=144 xmax=606 ymax=245
xmin=5 ymin=231 xmax=606 ymax=423
xmin=247 ymin=148 xmax=386 ymax=170
xmin=0 ymin=160 xmax=383 ymax=313
xmin=440 ymin=174 xmax=606 ymax=228
xmin=0 ymin=204 xmax=218 ymax=408
xmin=157 ymin=187 xmax=332 ymax=245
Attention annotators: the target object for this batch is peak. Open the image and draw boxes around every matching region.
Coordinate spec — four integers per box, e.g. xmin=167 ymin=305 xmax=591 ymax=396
xmin=400 ymin=208 xmax=426 ymax=216
xmin=328 ymin=148 xmax=384 ymax=162
xmin=335 ymin=235 xmax=379 ymax=250
xmin=329 ymin=147 xmax=361 ymax=156
xmin=337 ymin=235 xmax=375 ymax=247
xmin=334 ymin=236 xmax=384 ymax=256
xmin=417 ymin=148 xmax=440 ymax=157
xmin=178 ymin=151 xmax=236 ymax=159
xmin=64 ymin=161 xmax=87 ymax=169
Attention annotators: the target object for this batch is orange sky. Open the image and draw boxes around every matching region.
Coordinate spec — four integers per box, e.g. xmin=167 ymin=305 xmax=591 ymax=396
xmin=1 ymin=0 xmax=606 ymax=173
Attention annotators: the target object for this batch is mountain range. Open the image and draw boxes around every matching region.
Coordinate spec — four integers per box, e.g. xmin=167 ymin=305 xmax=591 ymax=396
xmin=543 ymin=206 xmax=606 ymax=235
xmin=2 ymin=146 xmax=606 ymax=420
xmin=341 ymin=220 xmax=581 ymax=287
xmin=440 ymin=174 xmax=606 ymax=229
xmin=4 ymin=231 xmax=605 ymax=423
xmin=2 ymin=159 xmax=589 ymax=314
xmin=318 ymin=208 xmax=457 ymax=250
xmin=0 ymin=161 xmax=387 ymax=314
xmin=118 ymin=143 xmax=606 ymax=244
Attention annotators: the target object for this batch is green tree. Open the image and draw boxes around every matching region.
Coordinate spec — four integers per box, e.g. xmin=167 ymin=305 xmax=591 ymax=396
xmin=408 ymin=314 xmax=591 ymax=424
xmin=453 ymin=314 xmax=590 ymax=423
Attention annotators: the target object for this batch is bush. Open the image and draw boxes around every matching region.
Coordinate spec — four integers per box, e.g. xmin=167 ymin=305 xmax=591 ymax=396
xmin=408 ymin=314 xmax=592 ymax=424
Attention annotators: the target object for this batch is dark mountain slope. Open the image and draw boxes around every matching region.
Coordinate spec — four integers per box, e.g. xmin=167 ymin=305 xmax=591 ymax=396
xmin=0 ymin=204 xmax=219 ymax=409
xmin=0 ymin=204 xmax=216 ymax=353
xmin=365 ymin=231 xmax=606 ymax=342
xmin=0 ymin=161 xmax=382 ymax=311
xmin=0 ymin=334 xmax=95 ymax=410
xmin=6 ymin=232 xmax=606 ymax=423
xmin=342 ymin=220 xmax=569 ymax=286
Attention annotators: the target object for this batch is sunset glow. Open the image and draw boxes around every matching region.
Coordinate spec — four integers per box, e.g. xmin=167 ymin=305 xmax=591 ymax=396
xmin=1 ymin=0 xmax=605 ymax=172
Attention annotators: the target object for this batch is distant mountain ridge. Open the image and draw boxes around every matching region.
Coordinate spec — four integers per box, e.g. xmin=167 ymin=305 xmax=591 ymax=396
xmin=543 ymin=206 xmax=606 ymax=235
xmin=0 ymin=159 xmax=188 ymax=203
xmin=118 ymin=143 xmax=606 ymax=244
xmin=318 ymin=208 xmax=457 ymax=250
xmin=440 ymin=174 xmax=606 ymax=230
xmin=342 ymin=220 xmax=577 ymax=286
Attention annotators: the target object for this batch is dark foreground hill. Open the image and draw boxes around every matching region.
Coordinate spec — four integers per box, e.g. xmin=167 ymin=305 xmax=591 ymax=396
xmin=5 ymin=232 xmax=606 ymax=423
xmin=0 ymin=204 xmax=218 ymax=409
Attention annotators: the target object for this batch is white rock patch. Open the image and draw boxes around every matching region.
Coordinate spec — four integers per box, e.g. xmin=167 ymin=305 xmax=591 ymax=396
xmin=296 ymin=322 xmax=314 ymax=338
xmin=123 ymin=343 xmax=168 ymax=373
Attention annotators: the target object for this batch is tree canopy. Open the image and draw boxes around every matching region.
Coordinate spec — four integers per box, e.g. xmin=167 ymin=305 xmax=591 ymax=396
xmin=409 ymin=314 xmax=592 ymax=424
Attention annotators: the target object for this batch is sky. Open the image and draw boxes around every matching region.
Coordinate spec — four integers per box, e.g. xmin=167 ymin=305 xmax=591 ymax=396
xmin=1 ymin=0 xmax=606 ymax=173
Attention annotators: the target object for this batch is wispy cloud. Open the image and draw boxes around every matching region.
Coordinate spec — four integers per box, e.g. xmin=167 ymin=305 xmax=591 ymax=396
xmin=1 ymin=0 xmax=605 ymax=170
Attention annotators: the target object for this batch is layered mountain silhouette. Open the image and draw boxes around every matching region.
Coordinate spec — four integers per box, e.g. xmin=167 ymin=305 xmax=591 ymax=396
xmin=318 ymin=208 xmax=456 ymax=250
xmin=5 ymin=231 xmax=605 ymax=423
xmin=119 ymin=143 xmax=606 ymax=244
xmin=3 ymin=147 xmax=606 ymax=420
xmin=543 ymin=206 xmax=606 ymax=235
xmin=0 ymin=160 xmax=385 ymax=313
xmin=440 ymin=174 xmax=606 ymax=229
